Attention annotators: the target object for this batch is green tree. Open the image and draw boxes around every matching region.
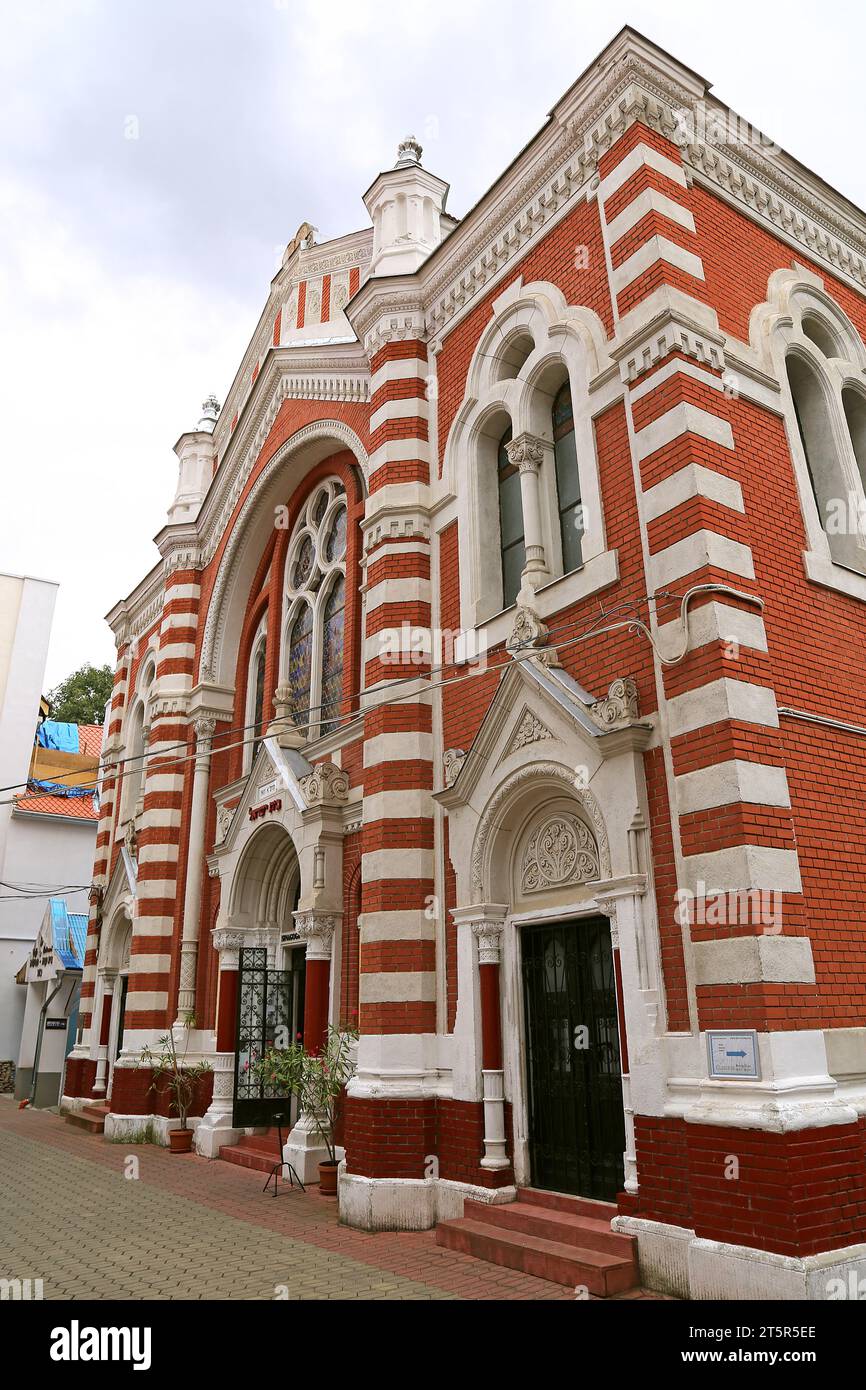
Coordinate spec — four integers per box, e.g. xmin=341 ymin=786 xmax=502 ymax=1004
xmin=48 ymin=663 xmax=113 ymax=725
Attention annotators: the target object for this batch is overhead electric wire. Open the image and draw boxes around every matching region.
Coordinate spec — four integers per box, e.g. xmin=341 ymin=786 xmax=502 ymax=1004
xmin=0 ymin=582 xmax=761 ymax=807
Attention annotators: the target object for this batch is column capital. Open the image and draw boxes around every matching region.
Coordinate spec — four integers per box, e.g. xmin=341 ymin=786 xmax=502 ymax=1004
xmin=471 ymin=919 xmax=503 ymax=966
xmin=212 ymin=927 xmax=246 ymax=968
xmin=293 ymin=910 xmax=339 ymax=961
xmin=506 ymin=431 xmax=546 ymax=473
xmin=193 ymin=713 xmax=218 ymax=746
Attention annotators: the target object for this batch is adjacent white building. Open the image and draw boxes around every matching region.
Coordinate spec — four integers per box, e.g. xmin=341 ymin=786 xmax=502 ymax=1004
xmin=0 ymin=572 xmax=99 ymax=1092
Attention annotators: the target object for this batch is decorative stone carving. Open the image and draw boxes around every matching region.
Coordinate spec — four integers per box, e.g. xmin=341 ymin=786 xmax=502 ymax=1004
xmin=521 ymin=814 xmax=600 ymax=893
xmin=293 ymin=911 xmax=338 ymax=961
xmin=299 ymin=762 xmax=349 ymax=806
xmin=193 ymin=714 xmax=217 ymax=745
xmin=506 ymin=602 xmax=549 ymax=655
xmin=471 ymin=762 xmax=611 ymax=897
xmin=123 ymin=818 xmax=137 ymax=861
xmin=443 ymin=748 xmax=467 ymax=787
xmin=214 ymin=802 xmax=235 ymax=845
xmin=505 ymin=433 xmax=545 ymax=474
xmin=472 ymin=920 xmax=503 ymax=966
xmin=589 ymin=677 xmax=640 ymax=730
xmin=504 ymin=710 xmax=554 ymax=758
xmin=212 ymin=928 xmax=246 ymax=970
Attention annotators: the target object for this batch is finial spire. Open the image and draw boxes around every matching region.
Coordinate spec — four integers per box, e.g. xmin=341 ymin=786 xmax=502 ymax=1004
xmin=198 ymin=395 xmax=221 ymax=433
xmin=395 ymin=135 xmax=422 ymax=167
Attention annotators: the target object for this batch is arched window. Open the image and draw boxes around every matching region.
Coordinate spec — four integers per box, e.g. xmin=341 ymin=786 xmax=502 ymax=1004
xmin=282 ymin=479 xmax=348 ymax=740
xmin=786 ymin=354 xmax=830 ymax=521
xmin=842 ymin=388 xmax=866 ymax=493
xmin=121 ymin=659 xmax=153 ymax=823
xmin=287 ymin=603 xmax=313 ymax=726
xmin=320 ymin=575 xmax=346 ymax=732
xmin=250 ymin=638 xmax=266 ymax=763
xmin=553 ymin=382 xmax=583 ymax=574
xmin=497 ymin=425 xmax=525 ymax=609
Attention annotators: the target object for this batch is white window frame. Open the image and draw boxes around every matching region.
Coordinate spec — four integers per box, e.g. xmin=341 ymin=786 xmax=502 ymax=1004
xmin=753 ymin=265 xmax=866 ymax=602
xmin=441 ymin=278 xmax=618 ymax=649
xmin=279 ymin=478 xmax=348 ymax=742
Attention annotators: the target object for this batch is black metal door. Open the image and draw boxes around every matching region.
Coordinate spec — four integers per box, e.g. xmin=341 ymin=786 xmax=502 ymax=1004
xmin=232 ymin=947 xmax=299 ymax=1127
xmin=521 ymin=917 xmax=625 ymax=1201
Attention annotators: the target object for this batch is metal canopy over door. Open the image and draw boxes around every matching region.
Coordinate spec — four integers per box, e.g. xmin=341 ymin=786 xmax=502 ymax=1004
xmin=521 ymin=916 xmax=625 ymax=1201
xmin=232 ymin=946 xmax=305 ymax=1128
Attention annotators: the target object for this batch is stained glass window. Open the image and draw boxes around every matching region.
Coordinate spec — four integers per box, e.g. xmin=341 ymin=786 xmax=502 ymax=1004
xmin=553 ymin=382 xmax=583 ymax=574
xmin=281 ymin=480 xmax=349 ymax=740
xmin=287 ymin=603 xmax=313 ymax=726
xmin=292 ymin=535 xmax=314 ymax=590
xmin=320 ymin=575 xmax=346 ymax=732
xmin=498 ymin=425 xmax=525 ymax=608
xmin=325 ymin=505 xmax=347 ymax=563
xmin=251 ymin=642 xmax=266 ymax=760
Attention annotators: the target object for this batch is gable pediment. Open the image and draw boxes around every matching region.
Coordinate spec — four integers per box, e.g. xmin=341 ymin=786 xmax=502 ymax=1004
xmin=436 ymin=655 xmax=653 ymax=809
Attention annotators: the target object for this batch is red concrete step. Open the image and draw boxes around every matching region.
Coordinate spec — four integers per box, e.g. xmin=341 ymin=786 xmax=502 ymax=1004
xmin=461 ymin=1198 xmax=634 ymax=1259
xmin=219 ymin=1131 xmax=282 ymax=1175
xmin=436 ymin=1216 xmax=636 ymax=1296
xmin=519 ymin=1187 xmax=618 ymax=1221
xmin=64 ymin=1102 xmax=109 ymax=1135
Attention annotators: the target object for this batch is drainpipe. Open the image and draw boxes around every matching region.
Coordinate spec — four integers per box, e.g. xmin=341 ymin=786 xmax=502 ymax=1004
xmin=30 ymin=978 xmax=64 ymax=1106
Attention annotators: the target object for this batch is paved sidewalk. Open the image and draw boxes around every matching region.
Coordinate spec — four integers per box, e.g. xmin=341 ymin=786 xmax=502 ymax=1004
xmin=0 ymin=1099 xmax=658 ymax=1301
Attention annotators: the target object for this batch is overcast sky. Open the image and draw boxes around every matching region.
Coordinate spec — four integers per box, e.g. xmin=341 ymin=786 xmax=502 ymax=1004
xmin=1 ymin=0 xmax=864 ymax=690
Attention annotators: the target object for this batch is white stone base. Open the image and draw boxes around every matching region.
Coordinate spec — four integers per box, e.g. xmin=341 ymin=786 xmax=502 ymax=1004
xmin=338 ymin=1171 xmax=517 ymax=1231
xmin=103 ymin=1112 xmax=202 ymax=1147
xmin=613 ymin=1214 xmax=866 ymax=1300
xmin=59 ymin=1094 xmax=86 ymax=1115
xmin=194 ymin=1111 xmax=245 ymax=1159
xmin=282 ymin=1114 xmax=343 ymax=1184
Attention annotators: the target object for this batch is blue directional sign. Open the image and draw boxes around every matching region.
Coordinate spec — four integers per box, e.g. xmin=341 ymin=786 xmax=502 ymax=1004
xmin=706 ymin=1030 xmax=760 ymax=1080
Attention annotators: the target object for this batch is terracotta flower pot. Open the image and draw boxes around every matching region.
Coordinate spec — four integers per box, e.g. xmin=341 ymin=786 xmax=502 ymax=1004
xmin=169 ymin=1127 xmax=194 ymax=1154
xmin=318 ymin=1159 xmax=339 ymax=1195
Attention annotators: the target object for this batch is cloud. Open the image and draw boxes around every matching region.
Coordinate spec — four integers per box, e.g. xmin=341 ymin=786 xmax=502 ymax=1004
xmin=2 ymin=0 xmax=864 ymax=690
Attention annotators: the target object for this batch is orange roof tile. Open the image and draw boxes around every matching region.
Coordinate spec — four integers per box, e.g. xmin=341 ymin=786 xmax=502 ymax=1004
xmin=77 ymin=725 xmax=103 ymax=758
xmin=14 ymin=792 xmax=99 ymax=820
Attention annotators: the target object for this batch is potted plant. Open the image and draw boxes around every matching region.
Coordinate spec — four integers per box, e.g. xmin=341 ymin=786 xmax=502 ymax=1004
xmin=139 ymin=1017 xmax=211 ymax=1153
xmin=256 ymin=1026 xmax=357 ymax=1194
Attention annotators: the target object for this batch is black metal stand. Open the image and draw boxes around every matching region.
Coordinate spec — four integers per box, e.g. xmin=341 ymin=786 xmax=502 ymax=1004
xmin=263 ymin=1114 xmax=305 ymax=1197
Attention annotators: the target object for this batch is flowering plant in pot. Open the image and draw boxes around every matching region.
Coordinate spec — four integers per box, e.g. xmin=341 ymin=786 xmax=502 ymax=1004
xmin=139 ymin=1017 xmax=211 ymax=1153
xmin=256 ymin=1026 xmax=358 ymax=1193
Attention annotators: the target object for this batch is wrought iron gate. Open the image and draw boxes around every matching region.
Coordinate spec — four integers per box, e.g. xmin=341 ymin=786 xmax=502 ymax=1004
xmin=521 ymin=917 xmax=625 ymax=1202
xmin=232 ymin=946 xmax=305 ymax=1128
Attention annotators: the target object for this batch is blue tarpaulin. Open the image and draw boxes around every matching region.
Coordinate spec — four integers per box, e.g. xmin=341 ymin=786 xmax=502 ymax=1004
xmin=37 ymin=721 xmax=79 ymax=752
xmin=27 ymin=778 xmax=96 ymax=799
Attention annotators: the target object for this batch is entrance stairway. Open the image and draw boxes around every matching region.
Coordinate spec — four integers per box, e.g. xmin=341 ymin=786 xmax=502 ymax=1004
xmin=219 ymin=1129 xmax=283 ymax=1175
xmin=435 ymin=1188 xmax=638 ymax=1296
xmin=65 ymin=1101 xmax=110 ymax=1135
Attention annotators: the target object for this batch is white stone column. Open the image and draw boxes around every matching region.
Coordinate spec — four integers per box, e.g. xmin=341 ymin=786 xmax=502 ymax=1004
xmin=283 ymin=910 xmax=341 ymax=1183
xmin=507 ymin=433 xmax=549 ymax=585
xmin=195 ymin=927 xmax=245 ymax=1158
xmin=472 ymin=915 xmax=510 ymax=1171
xmin=175 ymin=714 xmax=216 ymax=1025
xmin=92 ymin=973 xmax=116 ymax=1095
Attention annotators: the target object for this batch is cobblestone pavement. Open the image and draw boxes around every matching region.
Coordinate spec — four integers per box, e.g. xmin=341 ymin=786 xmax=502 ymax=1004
xmin=0 ymin=1098 xmax=659 ymax=1301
